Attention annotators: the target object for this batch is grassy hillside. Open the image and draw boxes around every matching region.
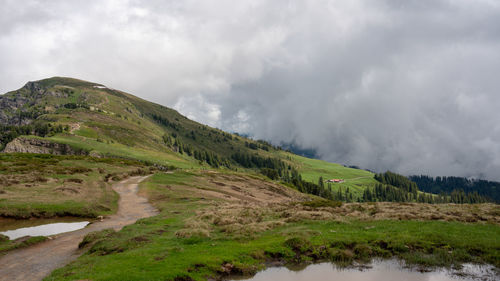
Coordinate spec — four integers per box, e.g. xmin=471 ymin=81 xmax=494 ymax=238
xmin=287 ymin=153 xmax=377 ymax=196
xmin=0 ymin=77 xmax=376 ymax=194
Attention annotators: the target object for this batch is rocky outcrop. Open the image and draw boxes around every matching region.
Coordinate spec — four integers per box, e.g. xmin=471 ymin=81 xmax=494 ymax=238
xmin=2 ymin=137 xmax=88 ymax=155
xmin=0 ymin=81 xmax=70 ymax=125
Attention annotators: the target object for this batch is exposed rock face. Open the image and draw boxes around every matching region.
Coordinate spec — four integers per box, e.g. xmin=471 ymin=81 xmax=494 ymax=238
xmin=2 ymin=137 xmax=87 ymax=155
xmin=0 ymin=81 xmax=69 ymax=125
xmin=24 ymin=81 xmax=44 ymax=93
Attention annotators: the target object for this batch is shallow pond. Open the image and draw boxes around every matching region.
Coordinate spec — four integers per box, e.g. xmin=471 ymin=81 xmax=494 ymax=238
xmin=0 ymin=218 xmax=90 ymax=240
xmin=230 ymin=259 xmax=497 ymax=281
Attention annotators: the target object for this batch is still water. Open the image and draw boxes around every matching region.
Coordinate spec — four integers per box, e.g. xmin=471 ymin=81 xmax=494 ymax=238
xmin=0 ymin=218 xmax=90 ymax=240
xmin=231 ymin=259 xmax=497 ymax=281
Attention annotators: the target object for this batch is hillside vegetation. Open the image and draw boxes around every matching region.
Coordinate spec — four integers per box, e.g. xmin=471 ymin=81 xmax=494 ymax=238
xmin=2 ymin=77 xmax=497 ymax=205
xmin=410 ymin=175 xmax=500 ymax=203
xmin=0 ymin=77 xmax=378 ymax=200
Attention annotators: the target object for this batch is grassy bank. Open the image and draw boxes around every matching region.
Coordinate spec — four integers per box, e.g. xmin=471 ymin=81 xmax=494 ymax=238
xmin=0 ymin=234 xmax=47 ymax=256
xmin=0 ymin=153 xmax=149 ymax=218
xmin=46 ymin=172 xmax=500 ymax=281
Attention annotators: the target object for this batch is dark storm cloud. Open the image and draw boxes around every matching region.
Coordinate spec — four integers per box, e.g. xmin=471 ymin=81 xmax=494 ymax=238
xmin=1 ymin=0 xmax=500 ymax=179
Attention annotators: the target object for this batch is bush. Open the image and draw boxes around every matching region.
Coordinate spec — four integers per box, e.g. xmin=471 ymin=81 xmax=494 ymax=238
xmin=260 ymin=168 xmax=279 ymax=180
xmin=328 ymin=248 xmax=354 ymax=264
xmin=353 ymin=244 xmax=373 ymax=260
xmin=128 ymin=168 xmax=148 ymax=176
xmin=284 ymin=237 xmax=312 ymax=253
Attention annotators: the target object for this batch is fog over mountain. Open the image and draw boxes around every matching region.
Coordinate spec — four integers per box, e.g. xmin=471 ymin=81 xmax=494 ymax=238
xmin=2 ymin=0 xmax=500 ymax=180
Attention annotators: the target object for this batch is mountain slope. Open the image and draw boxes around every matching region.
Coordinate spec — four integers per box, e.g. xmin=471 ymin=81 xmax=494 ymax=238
xmin=0 ymin=77 xmax=378 ymax=195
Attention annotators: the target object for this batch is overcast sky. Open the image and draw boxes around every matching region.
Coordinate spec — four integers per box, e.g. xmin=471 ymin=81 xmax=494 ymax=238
xmin=2 ymin=0 xmax=500 ymax=180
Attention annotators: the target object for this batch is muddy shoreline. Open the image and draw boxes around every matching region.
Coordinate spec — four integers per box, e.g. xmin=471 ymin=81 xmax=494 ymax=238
xmin=0 ymin=176 xmax=158 ymax=281
xmin=225 ymin=258 xmax=499 ymax=281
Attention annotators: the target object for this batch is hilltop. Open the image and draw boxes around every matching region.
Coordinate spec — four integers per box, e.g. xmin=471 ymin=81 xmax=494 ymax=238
xmin=0 ymin=77 xmax=377 ymax=199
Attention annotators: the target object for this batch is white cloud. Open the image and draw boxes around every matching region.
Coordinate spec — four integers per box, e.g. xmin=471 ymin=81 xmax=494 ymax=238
xmin=1 ymin=0 xmax=500 ymax=180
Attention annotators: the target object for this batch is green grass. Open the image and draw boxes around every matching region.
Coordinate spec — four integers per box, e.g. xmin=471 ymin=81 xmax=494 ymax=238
xmin=74 ymin=126 xmax=99 ymax=139
xmin=0 ymin=153 xmax=147 ymax=218
xmin=48 ymin=134 xmax=200 ymax=169
xmin=287 ymin=153 xmax=378 ymax=197
xmin=46 ymin=173 xmax=500 ymax=281
xmin=0 ymin=236 xmax=48 ymax=256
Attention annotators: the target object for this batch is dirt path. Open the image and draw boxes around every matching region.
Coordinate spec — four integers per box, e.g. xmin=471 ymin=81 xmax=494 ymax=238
xmin=0 ymin=176 xmax=158 ymax=281
xmin=344 ymin=176 xmax=371 ymax=182
xmin=68 ymin=122 xmax=80 ymax=134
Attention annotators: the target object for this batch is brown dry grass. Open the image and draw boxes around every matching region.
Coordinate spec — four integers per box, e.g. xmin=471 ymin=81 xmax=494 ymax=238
xmin=171 ymin=172 xmax=500 ymax=238
xmin=169 ymin=171 xmax=310 ymax=238
xmin=337 ymin=202 xmax=500 ymax=224
xmin=197 ymin=171 xmax=309 ymax=203
xmin=183 ymin=201 xmax=500 ymax=239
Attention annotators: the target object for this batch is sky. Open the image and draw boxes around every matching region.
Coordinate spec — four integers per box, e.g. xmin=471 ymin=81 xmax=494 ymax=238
xmin=1 ymin=0 xmax=500 ymax=180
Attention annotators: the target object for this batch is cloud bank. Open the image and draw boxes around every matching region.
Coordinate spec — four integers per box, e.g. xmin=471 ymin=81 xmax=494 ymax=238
xmin=1 ymin=0 xmax=500 ymax=180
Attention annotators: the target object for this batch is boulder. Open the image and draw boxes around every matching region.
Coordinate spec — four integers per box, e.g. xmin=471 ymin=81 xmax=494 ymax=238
xmin=2 ymin=137 xmax=87 ymax=155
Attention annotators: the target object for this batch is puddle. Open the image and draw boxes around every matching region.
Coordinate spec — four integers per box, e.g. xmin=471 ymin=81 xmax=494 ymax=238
xmin=230 ymin=259 xmax=498 ymax=281
xmin=0 ymin=218 xmax=90 ymax=240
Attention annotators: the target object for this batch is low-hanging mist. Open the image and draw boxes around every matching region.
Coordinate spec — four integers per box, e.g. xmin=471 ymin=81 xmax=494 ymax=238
xmin=2 ymin=0 xmax=500 ymax=180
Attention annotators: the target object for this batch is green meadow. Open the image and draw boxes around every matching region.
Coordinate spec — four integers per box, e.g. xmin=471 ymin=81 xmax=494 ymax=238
xmin=46 ymin=173 xmax=500 ymax=281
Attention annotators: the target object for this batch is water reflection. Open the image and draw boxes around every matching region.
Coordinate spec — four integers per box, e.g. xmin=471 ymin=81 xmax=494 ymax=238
xmin=0 ymin=218 xmax=89 ymax=239
xmin=231 ymin=260 xmax=496 ymax=281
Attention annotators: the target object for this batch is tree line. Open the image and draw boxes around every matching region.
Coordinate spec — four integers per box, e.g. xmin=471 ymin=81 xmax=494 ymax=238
xmin=373 ymin=171 xmax=491 ymax=204
xmin=0 ymin=123 xmax=67 ymax=150
xmin=162 ymin=133 xmax=231 ymax=168
xmin=374 ymin=171 xmax=418 ymax=193
xmin=151 ymin=113 xmax=180 ymax=131
xmin=409 ymin=175 xmax=499 ymax=203
xmin=363 ymin=183 xmax=415 ymax=202
xmin=231 ymin=151 xmax=347 ymax=202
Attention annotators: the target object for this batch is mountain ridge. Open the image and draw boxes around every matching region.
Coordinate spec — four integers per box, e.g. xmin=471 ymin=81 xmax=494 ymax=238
xmin=0 ymin=77 xmax=378 ymax=200
xmin=1 ymin=77 xmax=496 ymax=204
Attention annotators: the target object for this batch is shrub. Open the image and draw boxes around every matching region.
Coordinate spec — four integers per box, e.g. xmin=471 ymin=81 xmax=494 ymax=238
xmin=329 ymin=248 xmax=354 ymax=264
xmin=353 ymin=244 xmax=373 ymax=260
xmin=284 ymin=237 xmax=312 ymax=253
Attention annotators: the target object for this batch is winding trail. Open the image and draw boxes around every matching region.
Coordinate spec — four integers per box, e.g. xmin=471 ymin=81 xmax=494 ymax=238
xmin=0 ymin=176 xmax=158 ymax=281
